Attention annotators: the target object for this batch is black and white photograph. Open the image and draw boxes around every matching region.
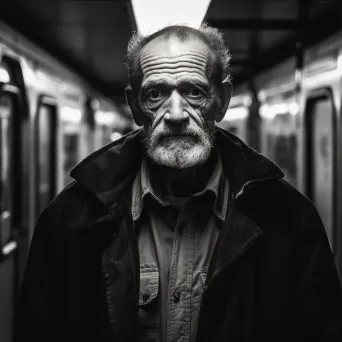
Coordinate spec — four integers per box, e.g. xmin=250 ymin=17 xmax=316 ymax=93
xmin=0 ymin=1 xmax=342 ymax=341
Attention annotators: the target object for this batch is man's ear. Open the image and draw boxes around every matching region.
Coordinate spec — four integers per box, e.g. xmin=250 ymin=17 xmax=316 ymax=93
xmin=215 ymin=79 xmax=233 ymax=122
xmin=125 ymin=86 xmax=144 ymax=126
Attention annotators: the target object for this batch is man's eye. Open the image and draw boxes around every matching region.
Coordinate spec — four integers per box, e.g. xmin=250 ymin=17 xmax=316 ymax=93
xmin=186 ymin=88 xmax=204 ymax=98
xmin=146 ymin=89 xmax=163 ymax=101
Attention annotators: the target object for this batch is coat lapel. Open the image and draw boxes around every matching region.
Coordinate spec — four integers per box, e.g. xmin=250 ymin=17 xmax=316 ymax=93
xmin=91 ymin=202 xmax=139 ymax=341
xmin=208 ymin=204 xmax=264 ymax=284
xmin=196 ymin=203 xmax=263 ymax=342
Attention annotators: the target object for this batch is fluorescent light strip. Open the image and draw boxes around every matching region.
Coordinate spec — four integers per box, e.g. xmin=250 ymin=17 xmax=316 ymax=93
xmin=3 ymin=241 xmax=17 ymax=256
xmin=131 ymin=0 xmax=212 ymax=35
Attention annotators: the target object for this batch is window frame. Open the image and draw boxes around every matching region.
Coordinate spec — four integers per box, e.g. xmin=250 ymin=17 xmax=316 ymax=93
xmin=0 ymin=83 xmax=24 ymax=261
xmin=34 ymin=95 xmax=58 ymax=220
xmin=304 ymin=87 xmax=337 ymax=252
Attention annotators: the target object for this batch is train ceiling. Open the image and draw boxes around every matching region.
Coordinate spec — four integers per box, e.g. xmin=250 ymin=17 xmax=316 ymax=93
xmin=0 ymin=0 xmax=341 ymax=104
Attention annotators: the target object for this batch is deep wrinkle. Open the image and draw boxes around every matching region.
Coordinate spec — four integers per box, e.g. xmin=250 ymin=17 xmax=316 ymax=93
xmin=140 ymin=52 xmax=209 ymax=69
xmin=140 ymin=53 xmax=209 ymax=83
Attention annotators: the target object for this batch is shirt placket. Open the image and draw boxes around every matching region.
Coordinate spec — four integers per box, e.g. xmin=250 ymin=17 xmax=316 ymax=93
xmin=167 ymin=208 xmax=194 ymax=342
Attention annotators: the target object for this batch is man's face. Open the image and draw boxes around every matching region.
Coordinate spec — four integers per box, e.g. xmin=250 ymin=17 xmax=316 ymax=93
xmin=138 ymin=36 xmax=219 ymax=169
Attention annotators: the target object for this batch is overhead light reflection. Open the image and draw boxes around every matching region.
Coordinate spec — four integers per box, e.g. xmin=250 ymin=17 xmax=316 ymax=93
xmin=243 ymin=95 xmax=252 ymax=107
xmin=131 ymin=0 xmax=212 ymax=35
xmin=223 ymin=107 xmax=248 ymax=121
xmin=96 ymin=111 xmax=115 ymax=125
xmin=61 ymin=107 xmax=82 ymax=123
xmin=0 ymin=67 xmax=10 ymax=83
xmin=110 ymin=132 xmax=123 ymax=141
xmin=260 ymin=102 xmax=299 ymax=119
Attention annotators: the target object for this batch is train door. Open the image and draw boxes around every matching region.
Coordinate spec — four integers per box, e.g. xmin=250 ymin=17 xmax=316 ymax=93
xmin=35 ymin=96 xmax=57 ymax=221
xmin=83 ymin=98 xmax=96 ymax=155
xmin=61 ymin=106 xmax=81 ymax=186
xmin=0 ymin=59 xmax=26 ymax=342
xmin=305 ymin=89 xmax=336 ymax=252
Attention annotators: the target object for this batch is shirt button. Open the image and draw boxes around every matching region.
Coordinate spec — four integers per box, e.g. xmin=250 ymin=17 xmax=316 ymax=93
xmin=142 ymin=293 xmax=150 ymax=302
xmin=173 ymin=291 xmax=181 ymax=303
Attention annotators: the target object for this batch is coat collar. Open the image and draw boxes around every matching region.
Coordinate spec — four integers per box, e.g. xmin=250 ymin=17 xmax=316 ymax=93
xmin=70 ymin=127 xmax=284 ymax=209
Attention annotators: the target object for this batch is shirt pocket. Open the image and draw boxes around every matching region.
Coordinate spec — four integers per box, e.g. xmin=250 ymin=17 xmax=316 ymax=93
xmin=139 ymin=265 xmax=159 ymax=305
xmin=138 ymin=265 xmax=159 ymax=341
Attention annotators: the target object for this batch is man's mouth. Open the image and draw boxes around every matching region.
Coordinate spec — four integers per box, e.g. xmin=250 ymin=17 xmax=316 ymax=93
xmin=160 ymin=134 xmax=196 ymax=140
xmin=157 ymin=135 xmax=199 ymax=147
xmin=161 ymin=132 xmax=197 ymax=138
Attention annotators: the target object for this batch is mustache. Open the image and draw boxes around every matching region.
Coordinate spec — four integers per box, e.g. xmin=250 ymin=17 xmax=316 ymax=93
xmin=143 ymin=120 xmax=216 ymax=149
xmin=152 ymin=126 xmax=202 ymax=138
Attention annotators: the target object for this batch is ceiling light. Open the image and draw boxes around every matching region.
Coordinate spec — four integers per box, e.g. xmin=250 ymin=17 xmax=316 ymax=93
xmin=131 ymin=0 xmax=212 ymax=35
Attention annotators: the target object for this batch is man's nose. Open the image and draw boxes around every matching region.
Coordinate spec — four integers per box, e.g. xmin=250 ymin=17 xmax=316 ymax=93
xmin=164 ymin=91 xmax=189 ymax=124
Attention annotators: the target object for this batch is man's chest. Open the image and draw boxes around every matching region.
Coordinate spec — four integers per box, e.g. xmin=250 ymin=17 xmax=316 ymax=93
xmin=137 ymin=202 xmax=221 ymax=342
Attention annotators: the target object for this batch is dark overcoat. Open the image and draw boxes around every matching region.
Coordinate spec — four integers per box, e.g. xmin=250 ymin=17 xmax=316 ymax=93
xmin=16 ymin=128 xmax=342 ymax=342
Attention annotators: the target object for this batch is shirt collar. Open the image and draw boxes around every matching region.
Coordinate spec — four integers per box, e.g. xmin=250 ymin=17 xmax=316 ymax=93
xmin=131 ymin=153 xmax=229 ymax=222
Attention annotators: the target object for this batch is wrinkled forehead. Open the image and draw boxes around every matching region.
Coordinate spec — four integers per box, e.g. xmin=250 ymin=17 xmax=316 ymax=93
xmin=139 ymin=37 xmax=212 ymax=83
xmin=141 ymin=36 xmax=210 ymax=58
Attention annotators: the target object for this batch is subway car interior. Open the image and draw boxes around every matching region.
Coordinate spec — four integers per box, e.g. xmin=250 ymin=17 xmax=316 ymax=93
xmin=0 ymin=0 xmax=342 ymax=340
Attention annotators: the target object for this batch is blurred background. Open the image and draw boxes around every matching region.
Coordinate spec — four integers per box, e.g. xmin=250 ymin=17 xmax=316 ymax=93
xmin=0 ymin=0 xmax=342 ymax=341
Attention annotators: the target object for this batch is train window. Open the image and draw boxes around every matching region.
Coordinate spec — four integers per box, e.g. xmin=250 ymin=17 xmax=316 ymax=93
xmin=0 ymin=93 xmax=14 ymax=248
xmin=0 ymin=57 xmax=26 ymax=342
xmin=0 ymin=61 xmax=16 ymax=243
xmin=84 ymin=99 xmax=95 ymax=154
xmin=60 ymin=106 xmax=81 ymax=186
xmin=63 ymin=123 xmax=79 ymax=186
xmin=101 ymin=125 xmax=112 ymax=146
xmin=306 ymin=94 xmax=335 ymax=249
xmin=263 ymin=112 xmax=297 ymax=187
xmin=35 ymin=101 xmax=57 ymax=219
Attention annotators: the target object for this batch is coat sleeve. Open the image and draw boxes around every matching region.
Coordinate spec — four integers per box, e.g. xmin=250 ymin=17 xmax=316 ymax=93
xmin=295 ymin=205 xmax=342 ymax=340
xmin=15 ymin=208 xmax=61 ymax=342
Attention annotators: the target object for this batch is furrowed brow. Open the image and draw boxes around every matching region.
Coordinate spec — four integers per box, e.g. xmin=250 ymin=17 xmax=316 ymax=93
xmin=141 ymin=79 xmax=170 ymax=91
xmin=177 ymin=78 xmax=210 ymax=91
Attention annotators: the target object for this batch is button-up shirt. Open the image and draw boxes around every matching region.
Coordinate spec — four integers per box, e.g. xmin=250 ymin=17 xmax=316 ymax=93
xmin=132 ymin=155 xmax=230 ymax=342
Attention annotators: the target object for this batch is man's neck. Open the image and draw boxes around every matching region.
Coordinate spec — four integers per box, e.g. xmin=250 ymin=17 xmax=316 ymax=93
xmin=147 ymin=150 xmax=218 ymax=198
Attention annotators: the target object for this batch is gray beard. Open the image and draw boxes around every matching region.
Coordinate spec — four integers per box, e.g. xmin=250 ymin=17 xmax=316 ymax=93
xmin=143 ymin=121 xmax=215 ymax=169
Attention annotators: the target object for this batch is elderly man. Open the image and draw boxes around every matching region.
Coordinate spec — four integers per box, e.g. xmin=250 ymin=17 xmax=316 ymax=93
xmin=17 ymin=24 xmax=342 ymax=342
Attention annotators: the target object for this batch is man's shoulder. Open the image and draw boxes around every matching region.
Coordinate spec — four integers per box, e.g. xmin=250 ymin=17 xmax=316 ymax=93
xmin=41 ymin=180 xmax=108 ymax=228
xmin=263 ymin=178 xmax=312 ymax=208
xmin=243 ymin=178 xmax=319 ymax=227
xmin=274 ymin=178 xmax=316 ymax=212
